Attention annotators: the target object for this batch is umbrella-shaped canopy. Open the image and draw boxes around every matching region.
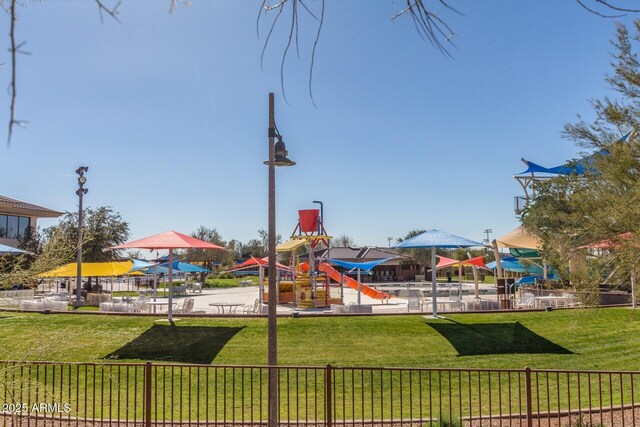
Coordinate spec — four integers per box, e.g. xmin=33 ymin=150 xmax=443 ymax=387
xmin=396 ymin=229 xmax=482 ymax=249
xmin=395 ymin=229 xmax=482 ymax=317
xmin=112 ymin=231 xmax=225 ymax=251
xmin=111 ymin=231 xmax=225 ymax=321
xmin=0 ymin=243 xmax=32 ymax=255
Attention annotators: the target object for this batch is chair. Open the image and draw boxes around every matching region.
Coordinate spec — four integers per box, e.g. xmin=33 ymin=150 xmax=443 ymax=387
xmin=130 ymin=296 xmax=149 ymax=313
xmin=515 ymin=293 xmax=535 ymax=309
xmin=563 ymin=292 xmax=582 ymax=307
xmin=174 ymin=297 xmax=194 ymax=314
xmin=243 ymin=299 xmax=262 ymax=314
xmin=191 ymin=283 xmax=203 ymax=293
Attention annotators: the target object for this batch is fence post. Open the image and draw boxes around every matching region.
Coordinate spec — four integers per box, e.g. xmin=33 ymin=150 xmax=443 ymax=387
xmin=325 ymin=364 xmax=333 ymax=427
xmin=524 ymin=367 xmax=533 ymax=427
xmin=145 ymin=362 xmax=152 ymax=427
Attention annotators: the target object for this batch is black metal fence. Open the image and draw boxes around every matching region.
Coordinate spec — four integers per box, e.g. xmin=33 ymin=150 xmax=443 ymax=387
xmin=1 ymin=361 xmax=640 ymax=426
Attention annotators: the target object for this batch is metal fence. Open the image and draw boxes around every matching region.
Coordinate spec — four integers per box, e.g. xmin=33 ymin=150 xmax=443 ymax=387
xmin=1 ymin=361 xmax=640 ymax=426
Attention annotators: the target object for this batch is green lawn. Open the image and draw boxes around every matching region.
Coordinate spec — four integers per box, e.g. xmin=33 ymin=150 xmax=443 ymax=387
xmin=1 ymin=308 xmax=639 ymax=423
xmin=1 ymin=307 xmax=639 ymax=370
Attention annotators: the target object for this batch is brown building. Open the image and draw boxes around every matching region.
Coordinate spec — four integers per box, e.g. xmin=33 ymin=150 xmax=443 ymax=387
xmin=0 ymin=195 xmax=63 ymax=247
xmin=301 ymin=246 xmax=420 ymax=282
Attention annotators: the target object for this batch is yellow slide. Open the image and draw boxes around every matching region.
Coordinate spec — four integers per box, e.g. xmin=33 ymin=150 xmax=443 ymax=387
xmin=318 ymin=262 xmax=391 ymax=300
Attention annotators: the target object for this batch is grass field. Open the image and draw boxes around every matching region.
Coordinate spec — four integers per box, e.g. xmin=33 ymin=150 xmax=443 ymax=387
xmin=1 ymin=307 xmax=639 ymax=370
xmin=1 ymin=308 xmax=639 ymax=422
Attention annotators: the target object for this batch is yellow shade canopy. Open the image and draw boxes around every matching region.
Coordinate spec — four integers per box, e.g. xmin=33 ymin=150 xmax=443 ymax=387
xmin=39 ymin=261 xmax=138 ymax=278
xmin=276 ymin=239 xmax=308 ymax=253
xmin=495 ymin=226 xmax=541 ymax=249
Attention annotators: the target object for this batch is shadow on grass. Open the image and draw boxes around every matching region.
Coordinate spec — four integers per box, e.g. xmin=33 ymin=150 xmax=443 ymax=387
xmin=104 ymin=324 xmax=244 ymax=363
xmin=426 ymin=319 xmax=572 ymax=356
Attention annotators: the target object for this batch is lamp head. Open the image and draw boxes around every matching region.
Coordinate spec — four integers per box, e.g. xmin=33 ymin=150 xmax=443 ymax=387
xmin=264 ymin=136 xmax=296 ymax=167
xmin=78 ymin=176 xmax=87 ymax=185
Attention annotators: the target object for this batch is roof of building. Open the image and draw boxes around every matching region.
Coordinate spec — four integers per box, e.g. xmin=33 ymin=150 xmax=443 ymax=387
xmin=0 ymin=195 xmax=63 ymax=218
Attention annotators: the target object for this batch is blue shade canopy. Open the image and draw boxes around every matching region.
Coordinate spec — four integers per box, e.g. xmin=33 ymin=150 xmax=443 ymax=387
xmin=160 ymin=261 xmax=211 ymax=273
xmin=486 ymin=257 xmax=542 ymax=274
xmin=0 ymin=243 xmax=32 ymax=255
xmin=394 ymin=229 xmax=482 ymax=249
xmin=518 ymin=131 xmax=633 ymax=176
xmin=140 ymin=261 xmax=211 ymax=274
xmin=327 ymin=258 xmax=393 ymax=272
xmin=130 ymin=259 xmax=156 ymax=272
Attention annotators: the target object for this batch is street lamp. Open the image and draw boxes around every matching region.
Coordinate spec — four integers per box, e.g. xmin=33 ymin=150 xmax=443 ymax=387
xmin=387 ymin=237 xmax=393 ymax=248
xmin=75 ymin=166 xmax=88 ymax=305
xmin=483 ymin=228 xmax=493 ymax=245
xmin=265 ymin=93 xmax=295 ymax=427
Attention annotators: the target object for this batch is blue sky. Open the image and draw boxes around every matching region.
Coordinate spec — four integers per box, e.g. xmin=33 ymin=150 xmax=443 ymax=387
xmin=0 ymin=1 xmax=636 ymax=247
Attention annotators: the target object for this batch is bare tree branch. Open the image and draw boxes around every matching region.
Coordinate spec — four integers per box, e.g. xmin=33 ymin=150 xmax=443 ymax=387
xmin=94 ymin=0 xmax=121 ymax=23
xmin=594 ymin=0 xmax=640 ymax=13
xmin=7 ymin=0 xmax=17 ymax=146
xmin=576 ymin=0 xmax=625 ymax=18
xmin=308 ymin=0 xmax=324 ymax=107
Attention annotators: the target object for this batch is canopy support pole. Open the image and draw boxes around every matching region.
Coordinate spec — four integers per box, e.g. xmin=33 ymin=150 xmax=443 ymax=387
xmin=492 ymin=239 xmax=503 ymax=305
xmin=167 ymin=249 xmax=174 ymax=322
xmin=431 ymin=246 xmax=437 ymax=317
xmin=458 ymin=263 xmax=463 ymax=299
xmin=357 ymin=269 xmax=361 ymax=305
xmin=467 ymin=251 xmax=480 ymax=299
xmin=259 ymin=265 xmax=264 ymax=306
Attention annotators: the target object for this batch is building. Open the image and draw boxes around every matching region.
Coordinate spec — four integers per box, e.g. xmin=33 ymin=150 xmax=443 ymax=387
xmin=301 ymin=246 xmax=420 ymax=282
xmin=0 ymin=195 xmax=63 ymax=247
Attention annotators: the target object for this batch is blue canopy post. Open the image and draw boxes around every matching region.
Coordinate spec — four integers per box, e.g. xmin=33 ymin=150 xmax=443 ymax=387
xmin=395 ymin=230 xmax=481 ymax=318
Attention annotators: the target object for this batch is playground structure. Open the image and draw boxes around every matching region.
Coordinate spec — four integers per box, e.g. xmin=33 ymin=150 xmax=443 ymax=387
xmin=274 ymin=207 xmax=391 ymax=309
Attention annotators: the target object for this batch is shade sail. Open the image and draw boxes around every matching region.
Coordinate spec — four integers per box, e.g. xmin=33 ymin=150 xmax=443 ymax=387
xmin=395 ymin=230 xmax=482 ymax=249
xmin=436 ymin=255 xmax=486 ymax=269
xmin=39 ymin=261 xmax=136 ymax=278
xmin=327 ymin=258 xmax=392 ymax=272
xmin=224 ymin=256 xmax=291 ymax=272
xmin=111 ymin=231 xmax=225 ymax=250
xmin=485 ymin=257 xmax=542 ymax=274
xmin=130 ymin=259 xmax=156 ymax=271
xmin=495 ymin=226 xmax=541 ymax=250
xmin=0 ymin=243 xmax=32 ymax=255
xmin=161 ymin=261 xmax=211 ymax=273
xmin=276 ymin=239 xmax=308 ymax=252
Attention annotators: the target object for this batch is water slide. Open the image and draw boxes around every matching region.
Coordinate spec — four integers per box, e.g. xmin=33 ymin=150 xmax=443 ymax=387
xmin=318 ymin=262 xmax=391 ymax=300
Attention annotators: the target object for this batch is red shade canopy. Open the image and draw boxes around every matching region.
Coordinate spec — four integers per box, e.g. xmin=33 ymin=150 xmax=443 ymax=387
xmin=228 ymin=256 xmax=291 ymax=271
xmin=111 ymin=231 xmax=225 ymax=250
xmin=436 ymin=255 xmax=487 ymax=269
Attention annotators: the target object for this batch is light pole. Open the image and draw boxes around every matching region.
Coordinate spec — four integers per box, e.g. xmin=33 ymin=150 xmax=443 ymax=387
xmin=483 ymin=228 xmax=493 ymax=245
xmin=264 ymin=92 xmax=295 ymax=427
xmin=75 ymin=166 xmax=88 ymax=305
xmin=387 ymin=237 xmax=393 ymax=248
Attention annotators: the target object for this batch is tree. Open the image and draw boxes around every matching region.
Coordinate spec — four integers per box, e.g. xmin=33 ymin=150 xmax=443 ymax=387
xmin=521 ymin=20 xmax=640 ymax=293
xmin=185 ymin=226 xmax=233 ymax=266
xmin=240 ymin=228 xmax=282 ymax=259
xmin=333 ymin=234 xmax=355 ymax=247
xmin=42 ymin=206 xmax=130 ymax=262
